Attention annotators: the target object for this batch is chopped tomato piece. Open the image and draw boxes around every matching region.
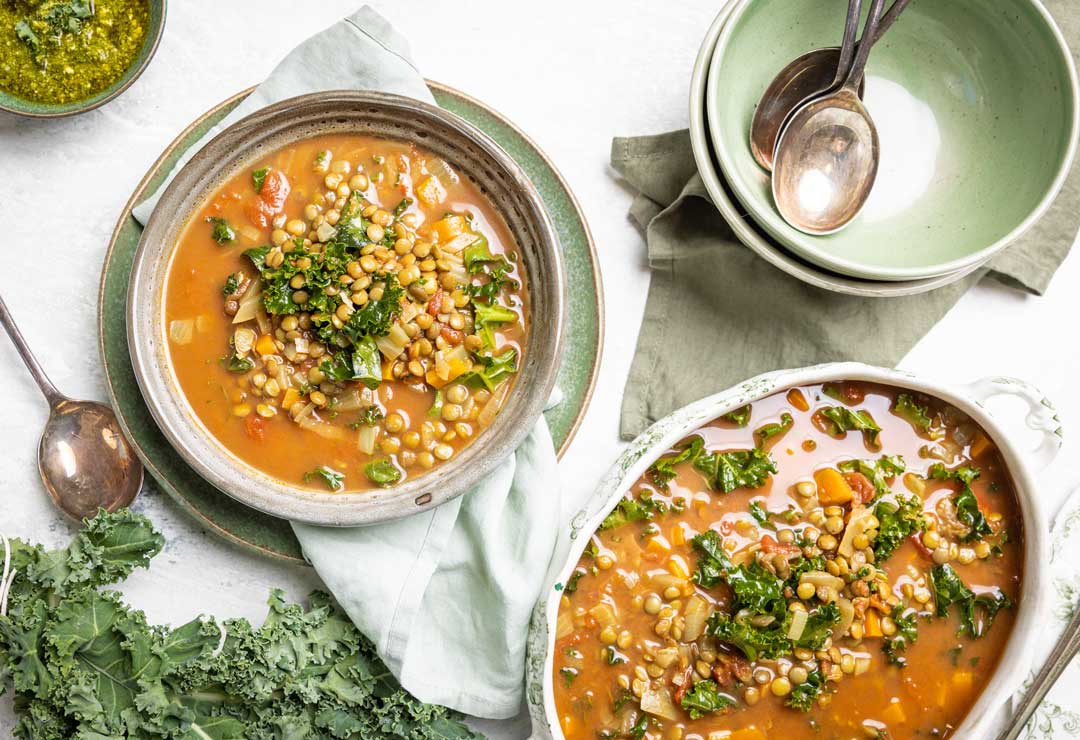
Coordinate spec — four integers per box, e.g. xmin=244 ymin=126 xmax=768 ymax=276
xmin=259 ymin=169 xmax=291 ymax=211
xmin=909 ymin=532 xmax=934 ymax=560
xmin=245 ymin=198 xmax=274 ymax=228
xmin=427 ymin=288 xmax=443 ymax=316
xmin=440 ymin=325 xmax=464 ymax=345
xmin=673 ymin=666 xmax=694 ymax=704
xmin=760 ymin=534 xmax=801 ymax=557
xmin=244 ymin=415 xmax=266 ymax=442
xmin=843 ymin=472 xmax=876 ymax=504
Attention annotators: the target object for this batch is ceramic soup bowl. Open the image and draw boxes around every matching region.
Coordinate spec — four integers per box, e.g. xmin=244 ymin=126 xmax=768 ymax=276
xmin=708 ymin=0 xmax=1079 ymax=281
xmin=128 ymin=91 xmax=565 ymax=526
xmin=527 ymin=362 xmax=1061 ymax=738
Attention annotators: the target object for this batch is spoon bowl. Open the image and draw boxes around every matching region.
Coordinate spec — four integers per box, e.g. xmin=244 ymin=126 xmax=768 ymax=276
xmin=749 ymin=48 xmax=865 ymax=171
xmin=0 ymin=294 xmax=143 ymax=521
xmin=39 ymin=399 xmax=144 ymax=521
xmin=772 ymin=0 xmax=888 ymax=234
xmin=772 ymin=88 xmax=879 ymax=234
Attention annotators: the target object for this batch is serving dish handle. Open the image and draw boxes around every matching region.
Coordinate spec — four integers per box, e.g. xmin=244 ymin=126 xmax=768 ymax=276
xmin=964 ymin=376 xmax=1063 ymax=472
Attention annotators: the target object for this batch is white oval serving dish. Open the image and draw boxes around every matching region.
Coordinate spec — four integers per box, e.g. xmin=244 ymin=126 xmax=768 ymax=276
xmin=527 ymin=362 xmax=1061 ymax=739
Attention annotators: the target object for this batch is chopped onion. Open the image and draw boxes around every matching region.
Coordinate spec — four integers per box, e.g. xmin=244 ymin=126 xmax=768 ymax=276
xmin=375 ymin=323 xmax=410 ymax=360
xmin=357 ymin=425 xmax=378 ymax=455
xmin=195 ymin=314 xmax=211 ymax=333
xmin=555 ymin=612 xmax=573 ymax=640
xmin=787 ymin=608 xmax=809 ymax=641
xmin=292 ymin=402 xmax=315 ymax=422
xmin=400 ymin=302 xmax=419 ymax=323
xmin=238 ymin=225 xmax=261 ymax=244
xmin=427 ymin=157 xmax=458 ymax=185
xmin=477 ymin=381 xmax=511 ymax=428
xmin=682 ymin=594 xmax=712 ymax=642
xmin=293 ymin=337 xmax=309 ymax=354
xmin=254 ymin=306 xmax=271 ymax=335
xmin=839 ymin=508 xmax=875 ymax=558
xmin=297 ymin=416 xmax=345 ymax=441
xmin=232 ymin=283 xmax=262 ymax=324
xmin=335 ymin=388 xmax=363 ymax=412
xmin=169 ymin=319 xmax=194 ymax=345
xmin=588 ymin=602 xmax=618 ymax=627
xmin=834 ymin=598 xmax=856 ymax=638
xmin=639 ymin=687 xmax=679 ymax=721
xmin=441 ymin=233 xmax=477 ymax=254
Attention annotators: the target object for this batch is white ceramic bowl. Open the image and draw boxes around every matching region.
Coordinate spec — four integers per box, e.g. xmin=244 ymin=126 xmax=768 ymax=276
xmin=689 ymin=1 xmax=984 ymax=297
xmin=527 ymin=362 xmax=1061 ymax=739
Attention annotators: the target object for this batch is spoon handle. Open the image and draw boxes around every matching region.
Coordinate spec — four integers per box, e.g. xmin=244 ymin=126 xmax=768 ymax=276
xmin=995 ymin=602 xmax=1080 ymax=740
xmin=842 ymin=0 xmax=888 ymax=92
xmin=874 ymin=0 xmax=913 ymax=43
xmin=830 ymin=0 xmax=864 ymax=89
xmin=0 ymin=293 xmax=64 ymax=406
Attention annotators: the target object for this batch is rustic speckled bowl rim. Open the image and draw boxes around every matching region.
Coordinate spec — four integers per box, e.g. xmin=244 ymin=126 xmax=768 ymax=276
xmin=707 ymin=0 xmax=1080 ymax=281
xmin=688 ymin=1 xmax=985 ymax=297
xmin=126 ymin=90 xmax=566 ymax=527
xmin=527 ymin=362 xmax=1062 ymax=739
xmin=0 ymin=0 xmax=168 ymax=119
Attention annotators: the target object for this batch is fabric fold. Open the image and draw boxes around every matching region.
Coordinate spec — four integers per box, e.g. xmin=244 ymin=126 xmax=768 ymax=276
xmin=612 ymin=126 xmax=1078 ymax=439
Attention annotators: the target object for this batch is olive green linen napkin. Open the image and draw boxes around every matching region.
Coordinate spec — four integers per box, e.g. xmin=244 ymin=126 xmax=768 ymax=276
xmin=614 ymin=107 xmax=1080 ymax=438
xmin=131 ymin=7 xmax=562 ymax=721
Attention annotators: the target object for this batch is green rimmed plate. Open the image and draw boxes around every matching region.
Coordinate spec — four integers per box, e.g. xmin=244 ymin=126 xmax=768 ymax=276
xmin=98 ymin=81 xmax=603 ymax=563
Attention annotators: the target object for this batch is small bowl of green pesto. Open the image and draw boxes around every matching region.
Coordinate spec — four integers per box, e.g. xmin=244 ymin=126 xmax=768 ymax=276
xmin=0 ymin=0 xmax=166 ymax=118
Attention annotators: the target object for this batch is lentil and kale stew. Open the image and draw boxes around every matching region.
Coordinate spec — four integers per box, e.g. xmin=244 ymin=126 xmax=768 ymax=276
xmin=553 ymin=382 xmax=1022 ymax=740
xmin=165 ymin=134 xmax=527 ymax=492
xmin=0 ymin=0 xmax=149 ymax=105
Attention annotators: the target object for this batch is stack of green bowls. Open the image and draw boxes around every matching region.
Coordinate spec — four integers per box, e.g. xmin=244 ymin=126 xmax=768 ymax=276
xmin=691 ymin=0 xmax=1079 ymax=296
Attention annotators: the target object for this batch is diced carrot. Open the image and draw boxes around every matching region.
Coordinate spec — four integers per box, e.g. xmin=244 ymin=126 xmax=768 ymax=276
xmin=382 ymin=358 xmax=395 ymax=381
xmin=815 ymin=467 xmax=854 ymax=505
xmin=280 ymin=388 xmax=300 ymax=411
xmin=425 ymin=358 xmax=469 ymax=389
xmin=787 ymin=388 xmax=810 ymax=412
xmin=433 ymin=214 xmax=466 ymax=242
xmin=667 ymin=554 xmax=690 ymax=579
xmin=243 ymin=415 xmax=266 ymax=442
xmin=255 ymin=334 xmax=277 ymax=356
xmin=670 ymin=524 xmax=686 ymax=547
xmin=414 ymin=175 xmax=446 ymax=207
xmin=970 ymin=432 xmax=994 ymax=459
xmin=646 ymin=536 xmax=671 ymax=557
xmin=864 ymin=609 xmax=883 ymax=637
xmin=882 ymin=701 xmax=907 ymax=724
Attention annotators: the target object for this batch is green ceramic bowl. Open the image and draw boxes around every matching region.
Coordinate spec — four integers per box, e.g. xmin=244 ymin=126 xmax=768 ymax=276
xmin=708 ymin=0 xmax=1079 ymax=280
xmin=0 ymin=0 xmax=166 ymax=118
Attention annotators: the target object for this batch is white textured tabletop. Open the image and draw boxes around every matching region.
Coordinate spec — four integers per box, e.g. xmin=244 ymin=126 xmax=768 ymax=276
xmin=2 ymin=1 xmax=1079 ymax=737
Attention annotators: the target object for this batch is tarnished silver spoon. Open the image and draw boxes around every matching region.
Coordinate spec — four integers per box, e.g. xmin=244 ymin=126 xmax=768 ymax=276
xmin=772 ymin=0 xmax=889 ymax=235
xmin=750 ymin=0 xmax=911 ymax=172
xmin=0 ymin=293 xmax=143 ymax=520
xmin=995 ymin=600 xmax=1080 ymax=740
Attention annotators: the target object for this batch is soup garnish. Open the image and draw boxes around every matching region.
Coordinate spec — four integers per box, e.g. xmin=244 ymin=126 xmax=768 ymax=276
xmin=165 ymin=135 xmax=527 ymax=492
xmin=1 ymin=0 xmax=150 ymax=105
xmin=553 ymin=382 xmax=1021 ymax=740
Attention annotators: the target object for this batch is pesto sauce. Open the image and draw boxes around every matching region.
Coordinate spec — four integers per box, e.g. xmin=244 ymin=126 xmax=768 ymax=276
xmin=0 ymin=0 xmax=150 ymax=105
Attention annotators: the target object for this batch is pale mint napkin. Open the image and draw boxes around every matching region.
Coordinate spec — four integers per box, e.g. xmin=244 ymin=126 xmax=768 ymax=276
xmin=131 ymin=7 xmax=563 ymax=719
